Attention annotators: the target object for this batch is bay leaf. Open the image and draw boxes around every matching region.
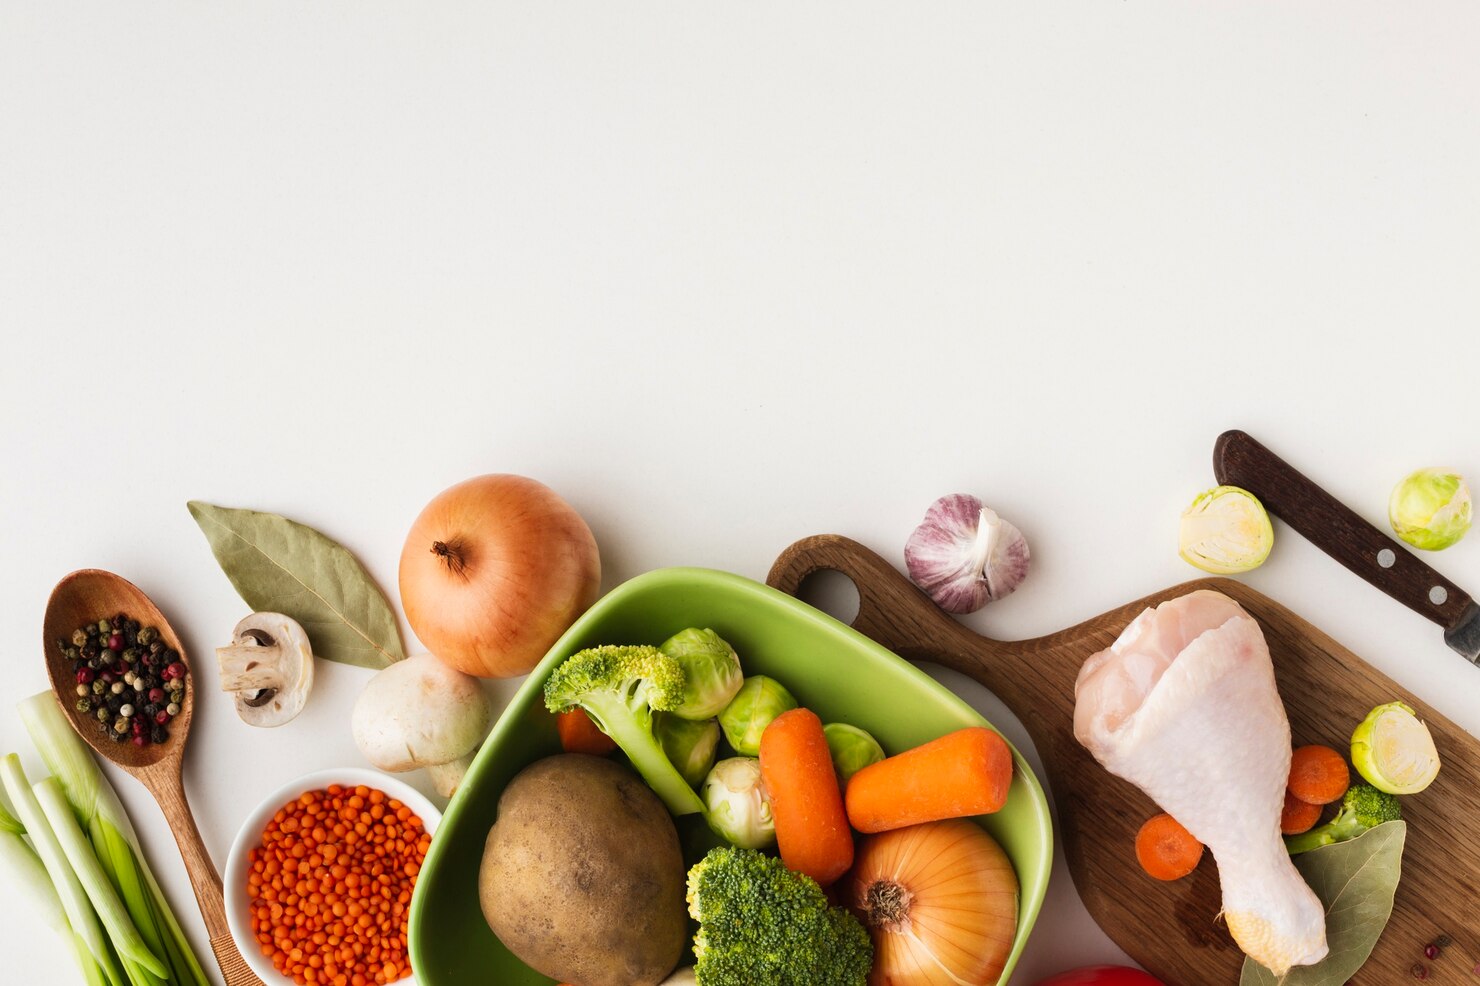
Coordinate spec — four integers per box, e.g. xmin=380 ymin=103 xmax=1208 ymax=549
xmin=188 ymin=501 xmax=405 ymax=670
xmin=1240 ymin=821 xmax=1407 ymax=986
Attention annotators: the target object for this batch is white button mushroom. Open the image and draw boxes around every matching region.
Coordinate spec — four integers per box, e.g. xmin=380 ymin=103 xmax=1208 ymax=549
xmin=351 ymin=653 xmax=492 ymax=798
xmin=215 ymin=613 xmax=316 ymax=727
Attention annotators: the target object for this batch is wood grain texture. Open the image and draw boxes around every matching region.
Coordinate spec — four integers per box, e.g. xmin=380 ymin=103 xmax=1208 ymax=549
xmin=43 ymin=569 xmax=266 ymax=986
xmin=768 ymin=535 xmax=1480 ymax=986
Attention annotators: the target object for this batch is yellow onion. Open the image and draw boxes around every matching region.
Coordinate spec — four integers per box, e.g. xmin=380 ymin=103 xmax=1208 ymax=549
xmin=848 ymin=820 xmax=1019 ymax=986
xmin=400 ymin=474 xmax=600 ymax=678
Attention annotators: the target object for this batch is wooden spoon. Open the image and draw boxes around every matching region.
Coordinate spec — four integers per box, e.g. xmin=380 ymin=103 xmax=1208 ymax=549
xmin=43 ymin=569 xmax=264 ymax=986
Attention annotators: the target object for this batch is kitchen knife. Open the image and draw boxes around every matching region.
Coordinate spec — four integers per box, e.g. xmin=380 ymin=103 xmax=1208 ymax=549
xmin=1214 ymin=429 xmax=1480 ymax=664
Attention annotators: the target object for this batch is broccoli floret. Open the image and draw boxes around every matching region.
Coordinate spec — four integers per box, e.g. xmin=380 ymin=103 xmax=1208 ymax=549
xmin=1285 ymin=782 xmax=1402 ymax=855
xmin=544 ymin=645 xmax=704 ymax=815
xmin=686 ymin=847 xmax=872 ymax=985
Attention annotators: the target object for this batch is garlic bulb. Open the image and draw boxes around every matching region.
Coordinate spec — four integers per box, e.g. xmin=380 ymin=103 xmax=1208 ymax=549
xmin=904 ymin=494 xmax=1030 ymax=614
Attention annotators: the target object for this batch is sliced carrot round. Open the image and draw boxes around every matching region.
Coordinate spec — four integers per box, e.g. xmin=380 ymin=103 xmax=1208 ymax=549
xmin=1288 ymin=745 xmax=1350 ymax=805
xmin=1135 ymin=813 xmax=1204 ymax=882
xmin=1280 ymin=790 xmax=1323 ymax=835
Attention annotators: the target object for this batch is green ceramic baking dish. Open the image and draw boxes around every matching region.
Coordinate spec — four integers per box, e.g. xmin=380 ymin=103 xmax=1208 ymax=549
xmin=408 ymin=567 xmax=1053 ymax=985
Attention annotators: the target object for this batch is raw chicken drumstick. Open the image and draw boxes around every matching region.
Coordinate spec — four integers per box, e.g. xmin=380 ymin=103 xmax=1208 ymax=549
xmin=1074 ymin=589 xmax=1327 ymax=975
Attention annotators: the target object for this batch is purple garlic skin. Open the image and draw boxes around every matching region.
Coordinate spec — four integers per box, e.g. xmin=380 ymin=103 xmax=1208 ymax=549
xmin=905 ymin=493 xmax=1031 ymax=614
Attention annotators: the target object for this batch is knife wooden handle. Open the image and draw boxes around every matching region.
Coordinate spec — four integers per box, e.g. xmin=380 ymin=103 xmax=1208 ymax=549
xmin=1213 ymin=429 xmax=1474 ymax=633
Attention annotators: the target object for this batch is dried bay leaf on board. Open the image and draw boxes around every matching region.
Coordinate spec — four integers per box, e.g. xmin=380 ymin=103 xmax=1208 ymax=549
xmin=1240 ymin=821 xmax=1407 ymax=986
xmin=188 ymin=501 xmax=405 ymax=670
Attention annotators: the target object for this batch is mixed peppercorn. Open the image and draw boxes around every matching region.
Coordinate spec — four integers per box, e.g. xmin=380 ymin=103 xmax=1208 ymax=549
xmin=58 ymin=613 xmax=188 ymax=747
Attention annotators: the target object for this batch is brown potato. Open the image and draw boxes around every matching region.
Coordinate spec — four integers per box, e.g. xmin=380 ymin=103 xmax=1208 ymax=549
xmin=480 ymin=754 xmax=687 ymax=986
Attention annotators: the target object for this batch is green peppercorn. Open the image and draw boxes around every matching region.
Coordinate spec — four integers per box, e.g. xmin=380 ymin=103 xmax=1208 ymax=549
xmin=137 ymin=627 xmax=158 ymax=646
xmin=112 ymin=717 xmax=127 ymax=735
xmin=97 ymin=619 xmax=111 ymax=634
xmin=72 ymin=629 xmax=89 ymax=647
xmin=65 ymin=647 xmax=80 ymax=661
xmin=76 ymin=698 xmax=92 ymax=713
xmin=122 ymin=648 xmax=138 ymax=664
xmin=95 ymin=707 xmax=109 ymax=723
xmin=91 ymin=680 xmax=105 ymax=696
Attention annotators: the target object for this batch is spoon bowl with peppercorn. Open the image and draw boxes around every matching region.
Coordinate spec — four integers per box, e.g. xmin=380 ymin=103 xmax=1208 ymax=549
xmin=44 ymin=568 xmax=265 ymax=986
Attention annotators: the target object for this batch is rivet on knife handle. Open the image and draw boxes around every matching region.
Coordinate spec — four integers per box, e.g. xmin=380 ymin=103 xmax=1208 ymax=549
xmin=1212 ymin=429 xmax=1479 ymax=663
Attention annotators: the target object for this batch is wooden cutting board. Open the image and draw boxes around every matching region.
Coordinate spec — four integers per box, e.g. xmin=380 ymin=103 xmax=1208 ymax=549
xmin=768 ymin=534 xmax=1480 ymax=985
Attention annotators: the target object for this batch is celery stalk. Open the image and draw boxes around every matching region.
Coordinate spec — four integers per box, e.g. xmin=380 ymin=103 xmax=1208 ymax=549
xmin=0 ymin=754 xmax=122 ymax=982
xmin=19 ymin=693 xmax=210 ymax=986
xmin=34 ymin=777 xmax=167 ymax=979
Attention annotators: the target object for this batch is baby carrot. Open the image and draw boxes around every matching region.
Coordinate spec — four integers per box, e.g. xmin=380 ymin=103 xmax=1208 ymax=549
xmin=555 ymin=708 xmax=617 ymax=756
xmin=844 ymin=726 xmax=1012 ymax=834
xmin=1281 ymin=790 xmax=1322 ymax=835
xmin=1288 ymin=745 xmax=1350 ymax=806
xmin=1135 ymin=813 xmax=1204 ymax=881
xmin=759 ymin=707 xmax=854 ymax=887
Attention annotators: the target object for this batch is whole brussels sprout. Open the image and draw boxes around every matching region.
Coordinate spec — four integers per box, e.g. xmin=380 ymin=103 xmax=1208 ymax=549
xmin=718 ymin=676 xmax=797 ymax=757
xmin=822 ymin=723 xmax=885 ymax=785
xmin=660 ymin=628 xmax=745 ymax=719
xmin=1390 ymin=468 xmax=1472 ymax=551
xmin=657 ymin=714 xmax=720 ymax=788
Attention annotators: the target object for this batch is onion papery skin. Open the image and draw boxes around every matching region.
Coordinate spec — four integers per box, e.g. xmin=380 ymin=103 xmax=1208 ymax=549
xmin=400 ymin=474 xmax=600 ymax=678
xmin=849 ymin=820 xmax=1019 ymax=986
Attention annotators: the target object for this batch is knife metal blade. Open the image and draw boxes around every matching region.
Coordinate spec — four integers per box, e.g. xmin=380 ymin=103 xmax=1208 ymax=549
xmin=1446 ymin=602 xmax=1480 ymax=664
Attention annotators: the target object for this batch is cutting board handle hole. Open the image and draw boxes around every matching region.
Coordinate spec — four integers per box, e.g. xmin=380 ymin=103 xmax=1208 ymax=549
xmin=796 ymin=568 xmax=861 ymax=627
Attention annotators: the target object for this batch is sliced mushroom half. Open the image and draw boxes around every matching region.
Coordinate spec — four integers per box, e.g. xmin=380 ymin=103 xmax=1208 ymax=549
xmin=216 ymin=612 xmax=315 ymax=727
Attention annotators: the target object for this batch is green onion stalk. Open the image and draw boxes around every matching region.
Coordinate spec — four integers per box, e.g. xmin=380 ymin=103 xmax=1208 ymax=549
xmin=0 ymin=754 xmax=126 ymax=986
xmin=19 ymin=693 xmax=210 ymax=986
xmin=0 ymin=792 xmax=110 ymax=986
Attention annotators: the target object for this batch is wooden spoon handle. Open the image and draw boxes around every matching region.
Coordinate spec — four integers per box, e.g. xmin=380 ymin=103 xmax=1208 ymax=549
xmin=766 ymin=534 xmax=1039 ymax=711
xmin=1213 ymin=429 xmax=1474 ymax=631
xmin=150 ymin=771 xmax=266 ymax=986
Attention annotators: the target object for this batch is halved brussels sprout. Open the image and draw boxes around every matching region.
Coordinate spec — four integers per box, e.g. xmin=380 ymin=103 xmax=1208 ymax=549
xmin=1351 ymin=701 xmax=1440 ymax=795
xmin=1389 ymin=468 xmax=1472 ymax=551
xmin=1179 ymin=485 xmax=1274 ymax=574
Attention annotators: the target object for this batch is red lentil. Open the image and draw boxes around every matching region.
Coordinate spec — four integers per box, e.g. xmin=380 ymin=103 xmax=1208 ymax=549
xmin=247 ymin=784 xmax=431 ymax=985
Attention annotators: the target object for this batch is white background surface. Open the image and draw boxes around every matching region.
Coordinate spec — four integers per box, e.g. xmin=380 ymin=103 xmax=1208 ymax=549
xmin=3 ymin=4 xmax=1479 ymax=983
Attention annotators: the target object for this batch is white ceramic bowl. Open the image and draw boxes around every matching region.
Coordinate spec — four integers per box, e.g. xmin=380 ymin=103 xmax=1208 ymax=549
xmin=224 ymin=767 xmax=443 ymax=986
